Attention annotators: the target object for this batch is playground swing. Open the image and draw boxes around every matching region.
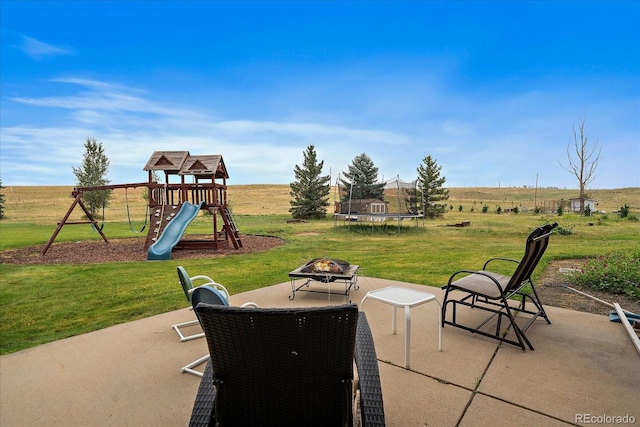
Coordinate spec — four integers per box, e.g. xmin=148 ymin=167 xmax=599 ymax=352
xmin=91 ymin=199 xmax=106 ymax=232
xmin=125 ymin=187 xmax=149 ymax=233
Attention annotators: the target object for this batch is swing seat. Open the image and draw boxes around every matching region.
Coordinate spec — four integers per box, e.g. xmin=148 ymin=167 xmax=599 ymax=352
xmin=125 ymin=188 xmax=149 ymax=233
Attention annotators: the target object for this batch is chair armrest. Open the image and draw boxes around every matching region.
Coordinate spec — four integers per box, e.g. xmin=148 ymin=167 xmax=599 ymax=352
xmin=482 ymin=257 xmax=519 ymax=270
xmin=188 ymin=279 xmax=230 ymax=300
xmin=189 ymin=361 xmax=215 ymax=427
xmin=240 ymin=302 xmax=260 ymax=308
xmin=190 ymin=275 xmax=216 ymax=284
xmin=355 ymin=312 xmax=386 ymax=426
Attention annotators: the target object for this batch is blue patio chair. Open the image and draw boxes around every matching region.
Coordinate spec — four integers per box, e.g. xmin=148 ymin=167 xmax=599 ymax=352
xmin=172 ymin=266 xmax=230 ymax=342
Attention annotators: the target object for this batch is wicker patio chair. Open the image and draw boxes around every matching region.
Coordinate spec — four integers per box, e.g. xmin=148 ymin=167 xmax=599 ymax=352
xmin=189 ymin=303 xmax=385 ymax=426
xmin=441 ymin=223 xmax=558 ymax=351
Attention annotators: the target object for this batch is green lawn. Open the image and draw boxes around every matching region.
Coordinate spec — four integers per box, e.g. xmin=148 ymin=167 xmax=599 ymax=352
xmin=1 ymin=211 xmax=638 ymax=354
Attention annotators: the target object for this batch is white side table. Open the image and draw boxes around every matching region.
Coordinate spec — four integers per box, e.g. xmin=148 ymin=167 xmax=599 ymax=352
xmin=361 ymin=286 xmax=442 ymax=369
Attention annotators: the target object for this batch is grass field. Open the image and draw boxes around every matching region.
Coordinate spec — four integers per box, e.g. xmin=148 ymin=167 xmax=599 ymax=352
xmin=1 ymin=185 xmax=638 ymax=354
xmin=2 ymin=185 xmax=638 ymax=222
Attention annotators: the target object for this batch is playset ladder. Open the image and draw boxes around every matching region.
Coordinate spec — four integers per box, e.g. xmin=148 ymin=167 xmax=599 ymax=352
xmin=221 ymin=206 xmax=242 ymax=249
xmin=144 ymin=204 xmax=182 ymax=251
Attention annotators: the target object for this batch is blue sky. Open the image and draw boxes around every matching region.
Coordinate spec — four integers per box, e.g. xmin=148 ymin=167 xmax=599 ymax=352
xmin=1 ymin=1 xmax=639 ymax=189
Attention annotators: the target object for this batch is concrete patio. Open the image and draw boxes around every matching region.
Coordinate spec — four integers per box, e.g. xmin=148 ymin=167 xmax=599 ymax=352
xmin=2 ymin=277 xmax=638 ymax=426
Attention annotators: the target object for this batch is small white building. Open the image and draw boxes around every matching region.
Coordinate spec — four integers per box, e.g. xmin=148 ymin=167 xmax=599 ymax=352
xmin=335 ymin=198 xmax=388 ymax=222
xmin=569 ymin=198 xmax=597 ymax=213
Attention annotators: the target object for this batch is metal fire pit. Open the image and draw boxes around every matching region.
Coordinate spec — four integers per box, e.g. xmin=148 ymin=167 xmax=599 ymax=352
xmin=288 ymin=258 xmax=360 ymax=303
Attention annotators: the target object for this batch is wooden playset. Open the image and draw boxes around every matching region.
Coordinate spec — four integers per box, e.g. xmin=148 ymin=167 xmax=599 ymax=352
xmin=42 ymin=151 xmax=241 ymax=260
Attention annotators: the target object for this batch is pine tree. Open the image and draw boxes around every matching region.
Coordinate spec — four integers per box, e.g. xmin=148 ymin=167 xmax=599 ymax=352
xmin=289 ymin=145 xmax=331 ymax=219
xmin=339 ymin=153 xmax=385 ymax=202
xmin=72 ymin=137 xmax=112 ymax=218
xmin=417 ymin=155 xmax=449 ymax=218
xmin=405 ymin=188 xmax=420 ymax=214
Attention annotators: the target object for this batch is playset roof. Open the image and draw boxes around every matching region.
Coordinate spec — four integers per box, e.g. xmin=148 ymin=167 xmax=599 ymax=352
xmin=143 ymin=151 xmax=229 ymax=178
xmin=143 ymin=151 xmax=190 ymax=173
xmin=179 ymin=155 xmax=228 ymax=179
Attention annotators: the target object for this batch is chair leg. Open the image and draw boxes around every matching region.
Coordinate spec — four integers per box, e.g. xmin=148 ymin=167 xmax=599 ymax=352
xmin=172 ymin=319 xmax=206 ymax=342
xmin=182 ymin=354 xmax=210 ymax=377
xmin=173 ymin=304 xmax=207 ymax=342
xmin=442 ymin=292 xmax=533 ymax=351
xmin=441 ymin=287 xmax=453 ymax=327
xmin=527 ymin=283 xmax=551 ymax=324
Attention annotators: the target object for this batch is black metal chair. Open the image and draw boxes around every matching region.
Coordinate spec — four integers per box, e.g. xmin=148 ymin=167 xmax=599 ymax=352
xmin=441 ymin=223 xmax=558 ymax=351
xmin=189 ymin=303 xmax=385 ymax=426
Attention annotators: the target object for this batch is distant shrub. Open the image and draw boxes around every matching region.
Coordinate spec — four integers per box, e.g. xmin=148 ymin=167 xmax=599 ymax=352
xmin=482 ymin=205 xmax=489 ymax=213
xmin=619 ymin=204 xmax=630 ymax=218
xmin=567 ymin=250 xmax=640 ymax=299
xmin=555 ymin=224 xmax=574 ymax=235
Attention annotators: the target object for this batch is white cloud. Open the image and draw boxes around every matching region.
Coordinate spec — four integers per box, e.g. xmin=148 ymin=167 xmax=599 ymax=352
xmin=1 ymin=75 xmax=638 ymax=188
xmin=11 ymin=79 xmax=175 ymax=116
xmin=21 ymin=36 xmax=75 ymax=60
xmin=1 ymin=77 xmax=414 ymax=185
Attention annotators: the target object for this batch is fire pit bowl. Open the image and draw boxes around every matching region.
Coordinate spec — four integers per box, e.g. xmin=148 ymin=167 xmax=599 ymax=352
xmin=300 ymin=258 xmax=350 ymax=274
xmin=288 ymin=258 xmax=360 ymax=303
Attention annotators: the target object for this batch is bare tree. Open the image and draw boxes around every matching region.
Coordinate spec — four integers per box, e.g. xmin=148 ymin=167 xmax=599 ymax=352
xmin=561 ymin=118 xmax=601 ymax=215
